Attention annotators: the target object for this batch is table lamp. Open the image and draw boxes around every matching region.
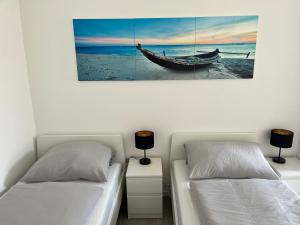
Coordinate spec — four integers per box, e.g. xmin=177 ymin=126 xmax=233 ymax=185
xmin=270 ymin=129 xmax=294 ymax=164
xmin=135 ymin=130 xmax=154 ymax=165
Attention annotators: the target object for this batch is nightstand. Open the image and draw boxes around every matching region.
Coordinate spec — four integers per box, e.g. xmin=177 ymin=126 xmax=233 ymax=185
xmin=126 ymin=157 xmax=163 ymax=218
xmin=267 ymin=157 xmax=300 ymax=194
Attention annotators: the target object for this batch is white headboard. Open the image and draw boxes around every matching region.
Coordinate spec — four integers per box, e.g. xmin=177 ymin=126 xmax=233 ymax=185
xmin=170 ymin=132 xmax=257 ymax=162
xmin=36 ymin=134 xmax=126 ymax=165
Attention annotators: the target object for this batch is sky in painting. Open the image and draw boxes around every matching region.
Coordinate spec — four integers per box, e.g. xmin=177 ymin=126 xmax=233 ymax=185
xmin=73 ymin=16 xmax=258 ymax=47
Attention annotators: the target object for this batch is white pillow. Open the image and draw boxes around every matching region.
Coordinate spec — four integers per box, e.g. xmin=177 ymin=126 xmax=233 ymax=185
xmin=185 ymin=141 xmax=279 ymax=180
xmin=22 ymin=141 xmax=112 ymax=183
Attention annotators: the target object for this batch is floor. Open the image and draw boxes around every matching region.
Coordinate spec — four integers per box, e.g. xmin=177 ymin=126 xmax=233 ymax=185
xmin=116 ymin=197 xmax=174 ymax=225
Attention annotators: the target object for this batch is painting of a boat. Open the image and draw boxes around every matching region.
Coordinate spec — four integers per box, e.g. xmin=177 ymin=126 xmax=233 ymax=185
xmin=136 ymin=44 xmax=220 ymax=71
xmin=73 ymin=16 xmax=258 ymax=81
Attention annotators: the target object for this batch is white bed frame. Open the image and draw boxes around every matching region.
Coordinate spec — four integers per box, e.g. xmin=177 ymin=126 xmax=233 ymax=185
xmin=169 ymin=132 xmax=257 ymax=225
xmin=36 ymin=134 xmax=126 ymax=225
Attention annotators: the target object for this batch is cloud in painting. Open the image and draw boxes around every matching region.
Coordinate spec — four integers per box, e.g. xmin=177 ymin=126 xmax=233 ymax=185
xmin=73 ymin=16 xmax=258 ymax=46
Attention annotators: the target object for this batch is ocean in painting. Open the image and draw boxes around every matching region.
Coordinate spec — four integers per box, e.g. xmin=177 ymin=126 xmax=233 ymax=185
xmin=76 ymin=43 xmax=256 ymax=81
xmin=76 ymin=43 xmax=256 ymax=58
xmin=73 ymin=16 xmax=258 ymax=81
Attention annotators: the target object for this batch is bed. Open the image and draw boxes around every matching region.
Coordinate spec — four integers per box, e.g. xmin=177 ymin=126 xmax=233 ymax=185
xmin=170 ymin=132 xmax=300 ymax=225
xmin=0 ymin=134 xmax=126 ymax=225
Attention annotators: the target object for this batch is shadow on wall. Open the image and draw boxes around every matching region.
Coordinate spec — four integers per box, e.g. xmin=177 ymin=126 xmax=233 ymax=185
xmin=262 ymin=129 xmax=272 ymax=153
xmin=297 ymin=133 xmax=300 ymax=158
xmin=2 ymin=142 xmax=36 ymax=195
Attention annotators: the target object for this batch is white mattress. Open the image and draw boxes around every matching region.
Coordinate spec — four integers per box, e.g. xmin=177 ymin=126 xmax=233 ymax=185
xmin=14 ymin=162 xmax=124 ymax=225
xmin=171 ymin=160 xmax=201 ymax=225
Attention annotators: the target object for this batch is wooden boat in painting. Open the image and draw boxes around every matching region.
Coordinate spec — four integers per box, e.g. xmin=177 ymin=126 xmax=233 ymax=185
xmin=136 ymin=43 xmax=220 ymax=71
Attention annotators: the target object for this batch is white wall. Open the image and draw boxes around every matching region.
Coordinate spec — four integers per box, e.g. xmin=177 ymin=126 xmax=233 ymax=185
xmin=0 ymin=0 xmax=36 ymax=194
xmin=20 ymin=0 xmax=300 ymax=187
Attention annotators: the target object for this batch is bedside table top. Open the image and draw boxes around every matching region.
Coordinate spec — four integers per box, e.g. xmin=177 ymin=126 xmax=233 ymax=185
xmin=266 ymin=157 xmax=300 ymax=179
xmin=126 ymin=157 xmax=162 ymax=178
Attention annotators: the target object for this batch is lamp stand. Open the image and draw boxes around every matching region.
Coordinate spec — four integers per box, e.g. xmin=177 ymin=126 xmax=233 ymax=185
xmin=272 ymin=147 xmax=286 ymax=164
xmin=140 ymin=149 xmax=151 ymax=165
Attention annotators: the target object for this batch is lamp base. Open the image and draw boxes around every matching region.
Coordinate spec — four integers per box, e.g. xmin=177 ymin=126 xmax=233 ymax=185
xmin=140 ymin=157 xmax=151 ymax=165
xmin=272 ymin=156 xmax=286 ymax=164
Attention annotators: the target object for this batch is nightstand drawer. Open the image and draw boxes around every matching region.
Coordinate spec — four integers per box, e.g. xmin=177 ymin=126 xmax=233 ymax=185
xmin=127 ymin=178 xmax=162 ymax=195
xmin=128 ymin=195 xmax=162 ymax=217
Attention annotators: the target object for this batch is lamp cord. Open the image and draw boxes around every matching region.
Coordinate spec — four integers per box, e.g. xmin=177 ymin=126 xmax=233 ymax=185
xmin=144 ymin=149 xmax=146 ymax=159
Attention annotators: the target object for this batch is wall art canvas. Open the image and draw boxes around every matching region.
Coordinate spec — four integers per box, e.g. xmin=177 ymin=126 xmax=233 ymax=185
xmin=73 ymin=16 xmax=258 ymax=81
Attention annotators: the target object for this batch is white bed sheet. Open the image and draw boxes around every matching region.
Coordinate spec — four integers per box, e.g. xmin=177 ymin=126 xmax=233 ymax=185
xmin=172 ymin=160 xmax=201 ymax=225
xmin=85 ymin=162 xmax=123 ymax=225
xmin=190 ymin=178 xmax=300 ymax=225
xmin=14 ymin=162 xmax=123 ymax=225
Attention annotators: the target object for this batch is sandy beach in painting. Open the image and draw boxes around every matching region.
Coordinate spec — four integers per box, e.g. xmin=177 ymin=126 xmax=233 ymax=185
xmin=76 ymin=53 xmax=254 ymax=81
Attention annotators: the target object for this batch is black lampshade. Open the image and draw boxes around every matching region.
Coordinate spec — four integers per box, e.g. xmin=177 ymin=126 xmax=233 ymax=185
xmin=270 ymin=129 xmax=294 ymax=148
xmin=135 ymin=130 xmax=154 ymax=150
